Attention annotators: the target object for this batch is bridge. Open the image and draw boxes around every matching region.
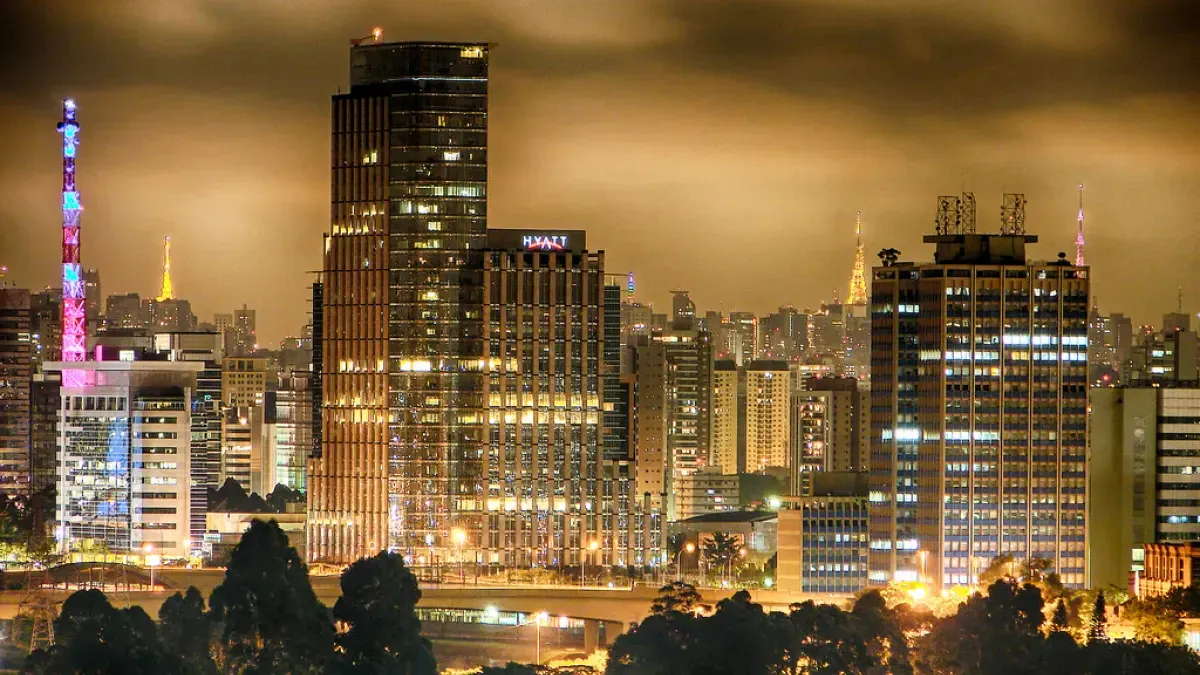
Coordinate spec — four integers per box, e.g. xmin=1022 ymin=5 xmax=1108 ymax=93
xmin=0 ymin=567 xmax=850 ymax=653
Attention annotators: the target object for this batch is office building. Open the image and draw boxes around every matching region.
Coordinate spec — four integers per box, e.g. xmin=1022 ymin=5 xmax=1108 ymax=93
xmin=1090 ymin=387 xmax=1200 ymax=589
xmin=311 ymin=40 xmax=489 ymax=564
xmin=84 ymin=268 xmax=102 ymax=334
xmin=759 ymin=306 xmax=808 ymax=361
xmin=148 ymin=299 xmax=197 ymax=333
xmin=603 ymin=276 xmax=631 ymax=461
xmin=153 ymin=331 xmax=223 ymax=550
xmin=711 ymin=360 xmax=740 ymax=475
xmin=671 ymin=290 xmax=696 ymax=330
xmin=728 ymin=312 xmax=758 ymax=364
xmin=104 ymin=292 xmax=149 ymax=331
xmin=744 ymin=360 xmax=790 ymax=473
xmin=310 ymin=41 xmax=660 ymax=566
xmin=30 ymin=288 xmax=61 ymax=365
xmin=231 ymin=305 xmax=257 ymax=356
xmin=270 ymin=371 xmax=312 ymax=491
xmin=221 ymin=357 xmax=268 ymax=408
xmin=777 ymin=473 xmax=870 ymax=594
xmin=674 ymin=468 xmax=739 ymax=520
xmin=0 ymin=288 xmax=33 ymax=495
xmin=790 ymin=375 xmax=868 ymax=495
xmin=869 ymin=226 xmax=1089 ymax=591
xmin=220 ymin=406 xmax=272 ymax=494
xmin=48 ymin=359 xmax=201 ymax=559
xmin=1129 ymin=320 xmax=1198 ymax=385
xmin=30 ymin=372 xmax=60 ymax=493
xmin=633 ymin=328 xmax=712 ymax=520
xmin=1138 ymin=543 xmax=1200 ymax=599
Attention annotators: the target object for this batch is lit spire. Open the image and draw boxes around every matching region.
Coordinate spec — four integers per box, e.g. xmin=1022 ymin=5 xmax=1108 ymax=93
xmin=157 ymin=236 xmax=174 ymax=301
xmin=1075 ymin=183 xmax=1086 ymax=267
xmin=848 ymin=210 xmax=868 ymax=305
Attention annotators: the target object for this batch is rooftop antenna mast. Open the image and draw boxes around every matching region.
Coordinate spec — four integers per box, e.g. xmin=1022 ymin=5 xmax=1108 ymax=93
xmin=847 ymin=211 xmax=868 ymax=305
xmin=1000 ymin=193 xmax=1027 ymax=235
xmin=57 ymin=99 xmax=87 ymax=365
xmin=1075 ymin=183 xmax=1086 ymax=266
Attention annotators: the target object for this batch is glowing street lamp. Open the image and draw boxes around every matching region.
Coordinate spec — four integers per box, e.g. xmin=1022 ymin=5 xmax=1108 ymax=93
xmin=676 ymin=542 xmax=695 ymax=581
xmin=451 ymin=528 xmax=467 ymax=582
xmin=582 ymin=540 xmax=600 ymax=587
xmin=143 ymin=543 xmax=160 ymax=589
xmin=533 ymin=611 xmax=549 ymax=665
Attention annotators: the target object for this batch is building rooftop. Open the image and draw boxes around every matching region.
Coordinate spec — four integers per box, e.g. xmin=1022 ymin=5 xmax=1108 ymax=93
xmin=674 ymin=510 xmax=777 ymax=525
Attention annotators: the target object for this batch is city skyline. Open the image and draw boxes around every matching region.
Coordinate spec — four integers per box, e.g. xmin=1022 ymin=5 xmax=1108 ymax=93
xmin=1 ymin=2 xmax=1198 ymax=343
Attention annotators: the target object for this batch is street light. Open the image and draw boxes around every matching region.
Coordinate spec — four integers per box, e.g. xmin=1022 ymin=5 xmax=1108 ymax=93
xmin=451 ymin=528 xmax=467 ymax=582
xmin=676 ymin=542 xmax=695 ymax=582
xmin=143 ymin=543 xmax=159 ymax=590
xmin=917 ymin=550 xmax=929 ymax=585
xmin=726 ymin=547 xmax=748 ymax=586
xmin=533 ymin=611 xmax=549 ymax=665
xmin=582 ymin=540 xmax=600 ymax=587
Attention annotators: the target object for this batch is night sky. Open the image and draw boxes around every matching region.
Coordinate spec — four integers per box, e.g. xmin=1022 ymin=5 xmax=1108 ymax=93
xmin=1 ymin=1 xmax=1197 ymax=343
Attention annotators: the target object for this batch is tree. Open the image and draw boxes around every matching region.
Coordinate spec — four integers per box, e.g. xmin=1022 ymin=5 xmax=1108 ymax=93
xmin=1088 ymin=591 xmax=1107 ymax=643
xmin=159 ymin=586 xmax=217 ymax=675
xmin=1052 ymin=599 xmax=1069 ymax=632
xmin=1122 ymin=596 xmax=1184 ymax=644
xmin=26 ymin=589 xmax=168 ymax=674
xmin=976 ymin=554 xmax=1016 ymax=588
xmin=649 ymin=581 xmax=703 ymax=615
xmin=701 ymin=532 xmax=741 ymax=572
xmin=1019 ymin=556 xmax=1054 ymax=584
xmin=209 ymin=519 xmax=334 ymax=674
xmin=333 ymin=551 xmax=436 ymax=675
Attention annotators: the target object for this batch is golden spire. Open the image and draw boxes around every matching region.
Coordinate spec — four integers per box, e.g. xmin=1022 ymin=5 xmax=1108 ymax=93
xmin=156 ymin=236 xmax=174 ymax=301
xmin=848 ymin=210 xmax=868 ymax=305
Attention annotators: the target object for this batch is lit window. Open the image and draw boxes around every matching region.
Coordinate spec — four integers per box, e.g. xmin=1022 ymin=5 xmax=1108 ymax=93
xmin=460 ymin=46 xmax=485 ymax=59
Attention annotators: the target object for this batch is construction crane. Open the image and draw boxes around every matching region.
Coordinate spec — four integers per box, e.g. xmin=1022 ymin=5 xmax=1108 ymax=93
xmin=351 ymin=27 xmax=383 ymax=46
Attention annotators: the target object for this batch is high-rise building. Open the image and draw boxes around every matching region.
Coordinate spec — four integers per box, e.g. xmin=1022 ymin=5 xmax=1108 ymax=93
xmin=30 ymin=288 xmax=62 ymax=365
xmin=476 ymin=229 xmax=656 ymax=566
xmin=149 ymin=299 xmax=197 ymax=333
xmin=603 ymin=275 xmax=631 ymax=461
xmin=221 ymin=357 xmax=267 ymax=408
xmin=869 ymin=229 xmax=1089 ymax=591
xmin=728 ymin=312 xmax=759 ymax=364
xmin=674 ymin=468 xmax=739 ymax=520
xmin=777 ymin=473 xmax=869 ymax=594
xmin=671 ymin=290 xmax=696 ymax=330
xmin=153 ymin=330 xmax=223 ymax=552
xmin=789 ymin=378 xmax=868 ymax=496
xmin=0 ymin=288 xmax=33 ymax=495
xmin=84 ymin=268 xmax=102 ymax=334
xmin=310 ymin=40 xmax=489 ymax=564
xmin=759 ymin=306 xmax=807 ymax=361
xmin=744 ymin=360 xmax=790 ymax=473
xmin=1090 ymin=387 xmax=1200 ymax=589
xmin=30 ymin=372 xmax=61 ymax=493
xmin=104 ymin=293 xmax=149 ymax=332
xmin=711 ymin=360 xmax=740 ymax=475
xmin=1129 ymin=318 xmax=1198 ymax=385
xmin=48 ymin=359 xmax=201 ymax=559
xmin=231 ymin=305 xmax=257 ymax=356
xmin=270 ymin=371 xmax=312 ymax=491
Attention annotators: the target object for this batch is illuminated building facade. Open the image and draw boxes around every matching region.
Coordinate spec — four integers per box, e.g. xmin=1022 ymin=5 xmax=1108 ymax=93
xmin=0 ymin=288 xmax=33 ymax=495
xmin=478 ymin=230 xmax=657 ymax=566
xmin=48 ymin=360 xmax=200 ymax=559
xmin=1090 ymin=387 xmax=1200 ymax=589
xmin=710 ymin=360 xmax=739 ymax=475
xmin=744 ymin=360 xmax=791 ymax=473
xmin=221 ymin=357 xmax=267 ymax=408
xmin=104 ymin=293 xmax=149 ymax=332
xmin=270 ymin=371 xmax=312 ymax=491
xmin=869 ymin=232 xmax=1089 ymax=591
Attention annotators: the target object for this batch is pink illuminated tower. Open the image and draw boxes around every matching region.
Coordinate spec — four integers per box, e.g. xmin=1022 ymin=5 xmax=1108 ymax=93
xmin=1075 ymin=183 xmax=1086 ymax=267
xmin=57 ymin=100 xmax=86 ymax=363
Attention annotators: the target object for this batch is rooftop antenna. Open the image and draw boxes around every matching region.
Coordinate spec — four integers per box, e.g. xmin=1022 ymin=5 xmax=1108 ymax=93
xmin=848 ymin=211 xmax=867 ymax=305
xmin=1075 ymin=183 xmax=1086 ymax=266
xmin=57 ymin=98 xmax=87 ymax=365
xmin=1000 ymin=193 xmax=1027 ymax=235
xmin=156 ymin=236 xmax=174 ymax=302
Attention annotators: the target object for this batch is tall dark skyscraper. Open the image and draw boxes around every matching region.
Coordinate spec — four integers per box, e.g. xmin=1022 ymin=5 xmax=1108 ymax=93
xmin=0 ymin=288 xmax=33 ymax=495
xmin=311 ymin=41 xmax=489 ymax=563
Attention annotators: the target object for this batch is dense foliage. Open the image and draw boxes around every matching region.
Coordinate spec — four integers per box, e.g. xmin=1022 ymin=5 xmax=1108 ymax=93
xmin=606 ymin=581 xmax=1200 ymax=675
xmin=21 ymin=519 xmax=431 ymax=675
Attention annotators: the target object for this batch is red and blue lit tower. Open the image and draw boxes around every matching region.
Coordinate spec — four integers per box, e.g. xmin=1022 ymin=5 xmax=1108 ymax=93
xmin=57 ymin=99 xmax=86 ymax=363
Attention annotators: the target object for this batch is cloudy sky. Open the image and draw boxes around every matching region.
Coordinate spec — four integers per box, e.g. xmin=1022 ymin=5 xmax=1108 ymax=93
xmin=1 ymin=1 xmax=1197 ymax=342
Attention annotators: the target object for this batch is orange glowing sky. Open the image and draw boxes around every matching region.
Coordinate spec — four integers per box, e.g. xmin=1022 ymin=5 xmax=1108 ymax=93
xmin=1 ymin=1 xmax=1198 ymax=342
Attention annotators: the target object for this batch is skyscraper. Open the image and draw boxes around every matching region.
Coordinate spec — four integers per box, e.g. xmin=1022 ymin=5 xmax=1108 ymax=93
xmin=232 ymin=305 xmax=257 ymax=355
xmin=711 ymin=360 xmax=740 ymax=475
xmin=744 ymin=360 xmax=790 ymax=473
xmin=311 ymin=40 xmax=490 ymax=563
xmin=84 ymin=268 xmax=102 ymax=334
xmin=869 ymin=227 xmax=1089 ymax=591
xmin=0 ymin=288 xmax=33 ymax=495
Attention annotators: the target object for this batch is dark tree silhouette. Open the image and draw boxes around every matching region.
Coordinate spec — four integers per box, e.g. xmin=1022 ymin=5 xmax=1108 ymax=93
xmin=333 ymin=550 xmax=436 ymax=675
xmin=1089 ymin=591 xmax=1107 ymax=643
xmin=159 ymin=586 xmax=217 ymax=675
xmin=208 ymin=519 xmax=334 ymax=673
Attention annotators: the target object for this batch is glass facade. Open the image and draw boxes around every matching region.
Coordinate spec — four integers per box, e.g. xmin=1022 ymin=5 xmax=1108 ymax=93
xmin=869 ymin=235 xmax=1089 ymax=590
